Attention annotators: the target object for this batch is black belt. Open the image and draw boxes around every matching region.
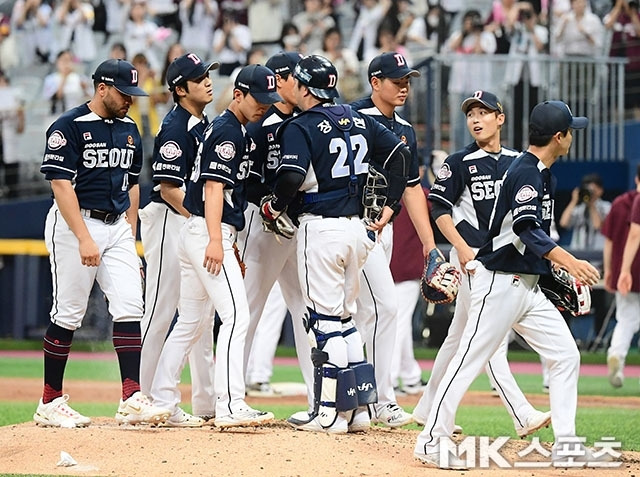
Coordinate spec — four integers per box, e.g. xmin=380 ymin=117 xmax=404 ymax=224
xmin=81 ymin=208 xmax=121 ymax=225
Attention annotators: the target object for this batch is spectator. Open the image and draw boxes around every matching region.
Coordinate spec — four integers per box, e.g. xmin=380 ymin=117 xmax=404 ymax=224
xmin=279 ymin=21 xmax=304 ymax=52
xmin=128 ymin=52 xmax=164 ymax=182
xmin=293 ymin=0 xmax=335 ymax=54
xmin=42 ymin=50 xmax=91 ymax=117
xmin=212 ymin=10 xmax=252 ymax=76
xmin=555 ymin=0 xmax=605 ymax=56
xmin=11 ymin=0 xmax=55 ymax=66
xmin=54 ymin=0 xmax=98 ymax=71
xmin=147 ymin=0 xmax=180 ymax=31
xmin=213 ymin=45 xmax=267 ymax=112
xmin=604 ymin=0 xmax=640 ymax=120
xmin=179 ymin=0 xmax=218 ymax=61
xmin=444 ymin=9 xmax=497 ymax=150
xmin=601 ymin=165 xmax=640 ymax=388
xmin=484 ymin=0 xmax=522 ymax=54
xmin=103 ymin=0 xmax=127 ymax=45
xmin=0 ymin=15 xmax=19 ymax=72
xmin=505 ymin=4 xmax=548 ymax=150
xmin=0 ymin=70 xmax=25 ymax=198
xmin=559 ymin=173 xmax=611 ymax=250
xmin=377 ymin=24 xmax=410 ymax=60
xmin=396 ymin=3 xmax=445 ymax=53
xmin=109 ymin=41 xmax=127 ymax=59
xmin=316 ymin=26 xmax=362 ymax=102
xmin=160 ymin=42 xmax=185 ymax=86
xmin=348 ymin=0 xmax=391 ymax=62
xmin=123 ymin=0 xmax=161 ymax=72
xmin=248 ymin=0 xmax=287 ymax=50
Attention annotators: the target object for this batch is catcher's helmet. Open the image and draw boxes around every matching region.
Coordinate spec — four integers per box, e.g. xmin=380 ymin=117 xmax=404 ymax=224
xmin=293 ymin=55 xmax=339 ymax=100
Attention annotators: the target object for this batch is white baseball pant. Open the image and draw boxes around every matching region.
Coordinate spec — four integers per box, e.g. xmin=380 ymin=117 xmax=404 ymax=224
xmin=416 ymin=263 xmax=580 ymax=454
xmin=414 ymin=248 xmax=540 ymax=431
xmin=608 ymin=291 xmax=640 ymax=363
xmin=44 ymin=204 xmax=142 ymax=330
xmin=151 ymin=217 xmax=250 ymax=418
xmin=139 ymin=201 xmax=215 ymax=416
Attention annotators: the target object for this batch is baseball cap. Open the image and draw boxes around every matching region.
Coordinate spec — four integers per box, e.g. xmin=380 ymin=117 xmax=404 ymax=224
xmin=266 ymin=51 xmax=303 ymax=77
xmin=92 ymin=59 xmax=148 ymax=96
xmin=529 ymin=100 xmax=588 ymax=135
xmin=461 ymin=91 xmax=504 ymax=114
xmin=368 ymin=52 xmax=420 ymax=80
xmin=234 ymin=64 xmax=282 ymax=104
xmin=166 ymin=53 xmax=220 ymax=91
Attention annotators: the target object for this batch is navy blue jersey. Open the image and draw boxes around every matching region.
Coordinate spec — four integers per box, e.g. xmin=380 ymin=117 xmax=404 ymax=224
xmin=477 ymin=152 xmax=556 ymax=275
xmin=351 ymin=97 xmax=420 ymax=187
xmin=246 ymin=105 xmax=292 ymax=190
xmin=40 ymin=103 xmax=143 ymax=214
xmin=184 ymin=109 xmax=253 ymax=230
xmin=278 ymin=103 xmax=405 ymax=218
xmin=428 ymin=142 xmax=519 ymax=247
xmin=149 ymin=104 xmax=209 ymax=206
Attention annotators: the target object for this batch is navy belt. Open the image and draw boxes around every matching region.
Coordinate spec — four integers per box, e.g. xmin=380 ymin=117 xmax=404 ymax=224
xmin=81 ymin=208 xmax=121 ymax=225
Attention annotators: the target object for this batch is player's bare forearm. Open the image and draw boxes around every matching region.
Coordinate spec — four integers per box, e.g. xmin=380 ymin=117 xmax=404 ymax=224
xmin=603 ymin=239 xmax=613 ymax=292
xmin=50 ymin=179 xmax=100 ymax=266
xmin=203 ymin=180 xmax=224 ymax=275
xmin=435 ymin=214 xmax=475 ymax=271
xmin=545 ymin=245 xmax=600 ymax=286
xmin=160 ymin=182 xmax=190 ymax=218
xmin=126 ymin=184 xmax=139 ymax=238
xmin=403 ymin=184 xmax=436 ymax=253
xmin=620 ymin=222 xmax=640 ymax=274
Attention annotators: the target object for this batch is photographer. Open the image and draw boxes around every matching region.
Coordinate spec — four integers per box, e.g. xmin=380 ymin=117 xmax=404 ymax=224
xmin=444 ymin=9 xmax=497 ymax=150
xmin=560 ymin=173 xmax=612 ymax=250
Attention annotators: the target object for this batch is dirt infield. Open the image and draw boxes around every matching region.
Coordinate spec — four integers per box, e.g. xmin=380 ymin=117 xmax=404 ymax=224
xmin=1 ymin=378 xmax=639 ymax=476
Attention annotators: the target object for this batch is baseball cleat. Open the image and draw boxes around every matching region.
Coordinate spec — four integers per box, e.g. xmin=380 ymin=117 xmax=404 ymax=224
xmin=517 ymin=410 xmax=552 ymax=438
xmin=160 ymin=408 xmax=205 ymax=428
xmin=607 ymin=355 xmax=624 ymax=388
xmin=115 ymin=391 xmax=171 ymax=425
xmin=34 ymin=394 xmax=91 ymax=428
xmin=214 ymin=407 xmax=274 ymax=428
xmin=287 ymin=411 xmax=348 ymax=434
xmin=372 ymin=403 xmax=414 ymax=428
xmin=246 ymin=382 xmax=280 ymax=397
xmin=401 ymin=380 xmax=427 ymax=395
xmin=414 ymin=451 xmax=468 ymax=470
xmin=347 ymin=408 xmax=370 ymax=433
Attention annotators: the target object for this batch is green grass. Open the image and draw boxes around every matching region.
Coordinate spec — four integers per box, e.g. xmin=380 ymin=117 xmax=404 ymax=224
xmin=2 ymin=345 xmax=639 ymax=451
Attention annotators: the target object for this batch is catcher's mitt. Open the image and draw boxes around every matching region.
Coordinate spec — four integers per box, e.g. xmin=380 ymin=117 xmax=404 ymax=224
xmin=420 ymin=248 xmax=461 ymax=305
xmin=259 ymin=195 xmax=296 ymax=242
xmin=538 ymin=267 xmax=591 ymax=316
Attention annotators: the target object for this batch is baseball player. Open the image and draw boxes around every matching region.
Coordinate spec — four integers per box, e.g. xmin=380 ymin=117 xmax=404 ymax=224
xmin=349 ymin=52 xmax=439 ymax=427
xmin=139 ymin=53 xmax=218 ymax=427
xmin=602 ymin=165 xmax=640 ymax=388
xmin=35 ymin=59 xmax=171 ymax=428
xmin=260 ymin=55 xmax=411 ymax=433
xmin=150 ymin=64 xmax=280 ymax=428
xmin=414 ymin=101 xmax=601 ymax=469
xmin=413 ymin=91 xmax=551 ymax=437
xmin=238 ymin=51 xmax=315 ymax=408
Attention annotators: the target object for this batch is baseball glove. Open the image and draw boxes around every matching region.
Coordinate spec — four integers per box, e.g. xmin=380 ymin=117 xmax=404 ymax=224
xmin=420 ymin=248 xmax=461 ymax=305
xmin=259 ymin=195 xmax=296 ymax=242
xmin=538 ymin=267 xmax=591 ymax=316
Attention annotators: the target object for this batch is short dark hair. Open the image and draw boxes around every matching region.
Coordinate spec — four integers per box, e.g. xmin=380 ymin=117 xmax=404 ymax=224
xmin=172 ymin=81 xmax=190 ymax=103
xmin=528 ymin=126 xmax=567 ymax=147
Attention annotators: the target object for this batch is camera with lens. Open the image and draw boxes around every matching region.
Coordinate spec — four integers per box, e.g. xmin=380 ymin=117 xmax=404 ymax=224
xmin=519 ymin=9 xmax=533 ymax=21
xmin=579 ymin=185 xmax=592 ymax=203
xmin=471 ymin=17 xmax=484 ymax=32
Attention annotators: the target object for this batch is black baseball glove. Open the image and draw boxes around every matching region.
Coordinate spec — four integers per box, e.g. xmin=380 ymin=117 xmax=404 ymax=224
xmin=538 ymin=267 xmax=591 ymax=316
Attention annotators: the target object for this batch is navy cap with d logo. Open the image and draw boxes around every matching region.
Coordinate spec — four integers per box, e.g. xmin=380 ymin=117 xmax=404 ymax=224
xmin=461 ymin=91 xmax=504 ymax=114
xmin=166 ymin=53 xmax=220 ymax=91
xmin=368 ymin=52 xmax=420 ymax=80
xmin=234 ymin=64 xmax=282 ymax=104
xmin=92 ymin=59 xmax=148 ymax=96
xmin=530 ymin=101 xmax=588 ymax=135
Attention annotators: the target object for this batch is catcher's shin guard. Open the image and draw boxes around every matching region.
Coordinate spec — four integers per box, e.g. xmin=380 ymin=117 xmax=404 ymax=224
xmin=350 ymin=361 xmax=377 ymax=405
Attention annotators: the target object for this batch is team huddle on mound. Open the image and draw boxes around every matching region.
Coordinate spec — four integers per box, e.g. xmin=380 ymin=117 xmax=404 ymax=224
xmin=34 ymin=47 xmax=609 ymax=469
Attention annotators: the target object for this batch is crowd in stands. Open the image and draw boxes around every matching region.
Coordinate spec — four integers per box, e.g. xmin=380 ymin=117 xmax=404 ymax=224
xmin=0 ymin=0 xmax=639 ymax=197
